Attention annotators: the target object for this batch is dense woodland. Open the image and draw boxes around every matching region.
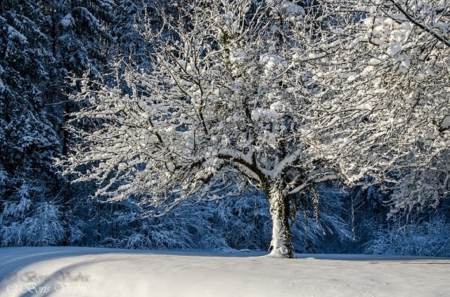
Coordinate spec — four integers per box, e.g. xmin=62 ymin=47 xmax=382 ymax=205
xmin=0 ymin=0 xmax=449 ymax=256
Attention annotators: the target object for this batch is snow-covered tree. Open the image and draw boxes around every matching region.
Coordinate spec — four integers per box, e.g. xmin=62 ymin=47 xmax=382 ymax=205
xmin=365 ymin=215 xmax=450 ymax=257
xmin=112 ymin=0 xmax=159 ymax=68
xmin=0 ymin=0 xmax=118 ymax=247
xmin=0 ymin=0 xmax=66 ymax=246
xmin=62 ymin=0 xmax=339 ymax=258
xmin=388 ymin=149 xmax=449 ymax=218
xmin=61 ymin=0 xmax=449 ymax=257
xmin=43 ymin=0 xmax=117 ymax=244
xmin=49 ymin=0 xmax=115 ymax=77
xmin=308 ymin=0 xmax=449 ymax=215
xmin=292 ymin=183 xmax=353 ymax=253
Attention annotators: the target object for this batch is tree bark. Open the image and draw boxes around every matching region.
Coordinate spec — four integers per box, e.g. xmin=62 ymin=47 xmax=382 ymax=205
xmin=268 ymin=186 xmax=294 ymax=258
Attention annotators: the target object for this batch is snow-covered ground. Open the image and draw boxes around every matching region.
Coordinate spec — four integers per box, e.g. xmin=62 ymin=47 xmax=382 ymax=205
xmin=0 ymin=247 xmax=449 ymax=297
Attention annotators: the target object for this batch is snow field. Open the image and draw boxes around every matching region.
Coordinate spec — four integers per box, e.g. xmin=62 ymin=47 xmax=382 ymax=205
xmin=1 ymin=247 xmax=449 ymax=297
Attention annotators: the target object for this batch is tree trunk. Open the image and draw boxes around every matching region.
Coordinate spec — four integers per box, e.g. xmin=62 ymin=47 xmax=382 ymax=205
xmin=268 ymin=186 xmax=294 ymax=258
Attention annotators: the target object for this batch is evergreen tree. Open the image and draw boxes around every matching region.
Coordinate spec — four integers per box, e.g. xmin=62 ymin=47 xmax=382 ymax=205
xmin=0 ymin=0 xmax=64 ymax=245
xmin=44 ymin=0 xmax=116 ymax=245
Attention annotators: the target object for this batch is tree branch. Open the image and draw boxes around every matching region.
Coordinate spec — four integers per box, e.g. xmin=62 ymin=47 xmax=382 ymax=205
xmin=388 ymin=0 xmax=450 ymax=48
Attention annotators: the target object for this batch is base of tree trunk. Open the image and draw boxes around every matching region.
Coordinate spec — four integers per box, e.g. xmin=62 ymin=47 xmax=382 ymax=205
xmin=269 ymin=187 xmax=295 ymax=258
xmin=268 ymin=247 xmax=295 ymax=258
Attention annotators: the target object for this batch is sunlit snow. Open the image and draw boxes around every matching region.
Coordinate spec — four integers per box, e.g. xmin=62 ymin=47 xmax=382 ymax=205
xmin=1 ymin=247 xmax=449 ymax=297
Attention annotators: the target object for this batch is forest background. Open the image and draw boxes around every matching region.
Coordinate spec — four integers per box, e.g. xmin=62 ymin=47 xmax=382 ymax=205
xmin=1 ymin=0 xmax=449 ymax=256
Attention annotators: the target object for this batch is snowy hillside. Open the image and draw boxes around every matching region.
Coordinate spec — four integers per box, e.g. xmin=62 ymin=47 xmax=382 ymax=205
xmin=1 ymin=247 xmax=449 ymax=297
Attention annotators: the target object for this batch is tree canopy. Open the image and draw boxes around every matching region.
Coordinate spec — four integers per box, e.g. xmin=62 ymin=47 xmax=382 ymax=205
xmin=60 ymin=0 xmax=449 ymax=257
